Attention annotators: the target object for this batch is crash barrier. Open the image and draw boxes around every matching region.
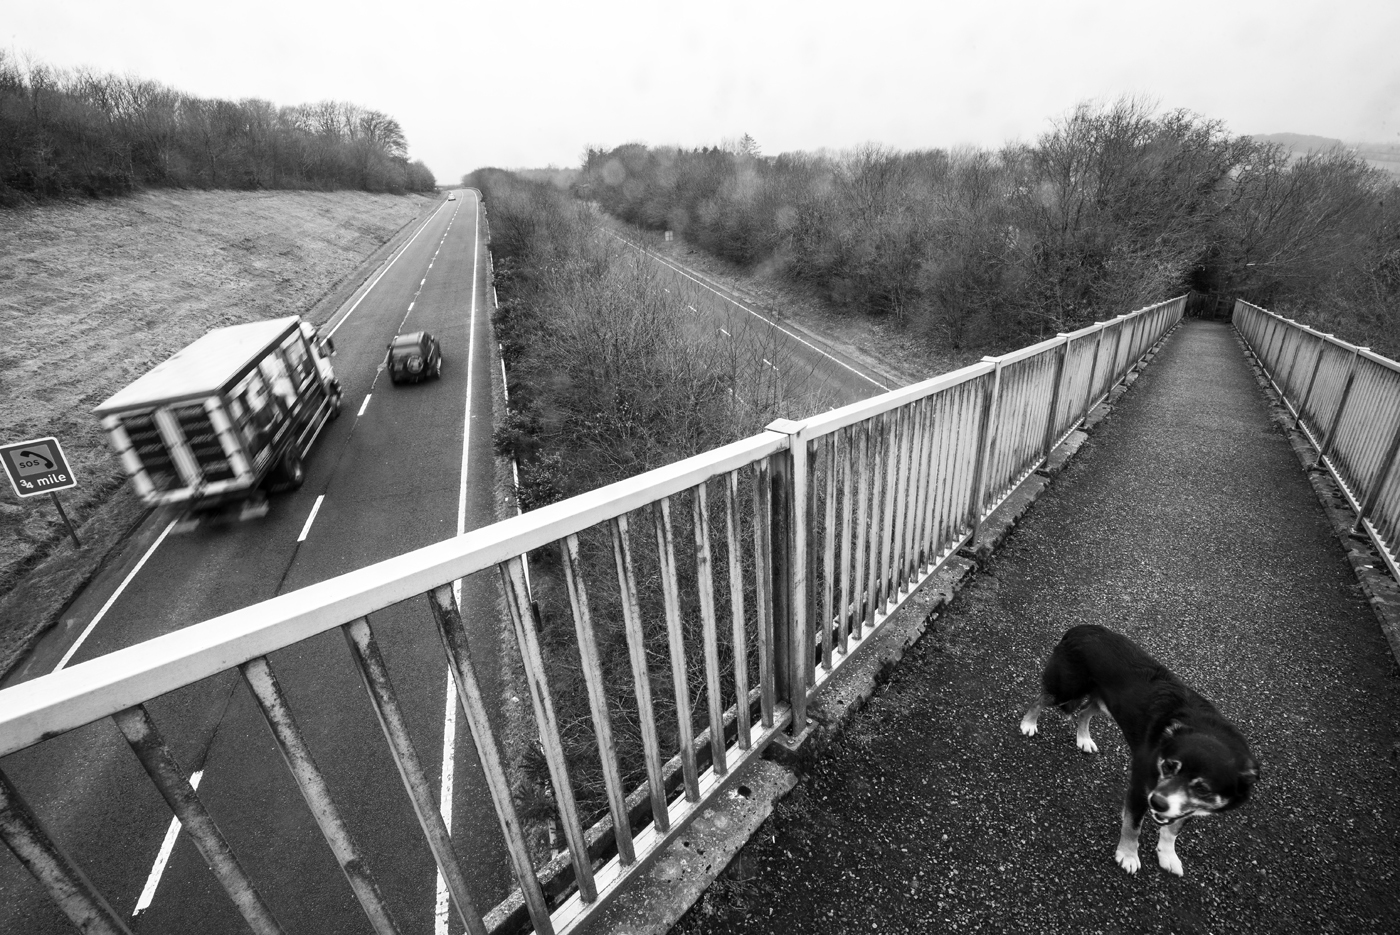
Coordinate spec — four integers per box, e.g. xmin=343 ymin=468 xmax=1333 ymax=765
xmin=0 ymin=296 xmax=1184 ymax=935
xmin=1233 ymin=300 xmax=1400 ymax=582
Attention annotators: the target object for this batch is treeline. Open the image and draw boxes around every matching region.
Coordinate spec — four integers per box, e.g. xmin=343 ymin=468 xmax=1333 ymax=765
xmin=0 ymin=51 xmax=436 ymax=204
xmin=577 ymin=100 xmax=1400 ymax=356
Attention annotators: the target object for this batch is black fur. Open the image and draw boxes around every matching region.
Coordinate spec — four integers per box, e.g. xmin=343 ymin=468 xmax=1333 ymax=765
xmin=1021 ymin=624 xmax=1258 ymax=875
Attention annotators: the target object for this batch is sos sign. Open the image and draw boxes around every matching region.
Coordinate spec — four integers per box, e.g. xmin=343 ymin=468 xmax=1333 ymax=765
xmin=1 ymin=436 xmax=79 ymax=499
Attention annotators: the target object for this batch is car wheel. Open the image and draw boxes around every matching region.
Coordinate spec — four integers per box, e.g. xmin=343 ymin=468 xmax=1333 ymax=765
xmin=433 ymin=356 xmax=442 ymax=378
xmin=268 ymin=448 xmax=305 ymax=493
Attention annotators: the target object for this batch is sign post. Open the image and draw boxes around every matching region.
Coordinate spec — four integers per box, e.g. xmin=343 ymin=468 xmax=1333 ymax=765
xmin=1 ymin=436 xmax=82 ymax=547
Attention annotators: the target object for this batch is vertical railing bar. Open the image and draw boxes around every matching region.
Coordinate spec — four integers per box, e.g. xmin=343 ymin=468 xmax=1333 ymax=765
xmin=723 ymin=471 xmax=753 ymax=749
xmin=1314 ymin=346 xmax=1366 ymax=469
xmin=690 ymin=483 xmax=729 ymax=777
xmin=821 ymin=435 xmax=837 ymax=670
xmin=906 ymin=397 xmax=931 ymax=580
xmin=1293 ymin=332 xmax=1330 ymax=433
xmin=1042 ymin=335 xmax=1071 ymax=462
xmin=239 ymin=656 xmax=402 ymax=935
xmin=608 ymin=516 xmax=670 ymax=831
xmin=837 ymin=426 xmax=856 ymax=654
xmin=788 ymin=431 xmax=812 ymax=732
xmin=653 ymin=498 xmax=702 ymax=800
xmin=853 ymin=420 xmax=875 ymax=633
xmin=751 ymin=460 xmax=776 ymax=729
xmin=919 ymin=393 xmax=941 ymax=568
xmin=863 ymin=414 xmax=886 ymax=626
xmin=1083 ymin=325 xmax=1104 ymax=421
xmin=338 ymin=619 xmax=486 ymax=935
xmin=426 ymin=585 xmax=554 ymax=935
xmin=887 ymin=406 xmax=910 ymax=598
xmin=111 ymin=704 xmax=285 ymax=935
xmin=498 ymin=556 xmax=597 ymax=903
xmin=877 ymin=408 xmax=901 ymax=612
xmin=0 ymin=768 xmax=135 ymax=935
xmin=969 ymin=360 xmax=1005 ymax=543
xmin=559 ymin=535 xmax=637 ymax=865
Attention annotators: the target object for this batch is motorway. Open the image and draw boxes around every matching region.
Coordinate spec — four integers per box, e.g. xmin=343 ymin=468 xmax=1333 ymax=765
xmin=0 ymin=190 xmax=510 ymax=934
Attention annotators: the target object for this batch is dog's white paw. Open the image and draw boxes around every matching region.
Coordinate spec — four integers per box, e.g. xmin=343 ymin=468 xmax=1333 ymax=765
xmin=1076 ymin=736 xmax=1098 ymax=754
xmin=1114 ymin=845 xmax=1141 ymax=874
xmin=1157 ymin=847 xmax=1184 ymax=876
xmin=1019 ymin=717 xmax=1038 ymax=738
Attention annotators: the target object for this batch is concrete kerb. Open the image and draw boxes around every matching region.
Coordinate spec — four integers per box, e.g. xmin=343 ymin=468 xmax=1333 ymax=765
xmin=580 ymin=323 xmax=1180 ymax=935
xmin=1230 ymin=328 xmax=1400 ymax=668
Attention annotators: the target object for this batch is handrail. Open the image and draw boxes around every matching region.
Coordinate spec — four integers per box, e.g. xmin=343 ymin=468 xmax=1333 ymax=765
xmin=0 ymin=295 xmax=1184 ymax=935
xmin=1233 ymin=300 xmax=1400 ymax=584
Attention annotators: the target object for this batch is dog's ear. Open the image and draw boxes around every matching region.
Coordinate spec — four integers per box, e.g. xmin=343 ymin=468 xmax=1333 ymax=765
xmin=1162 ymin=719 xmax=1187 ymax=737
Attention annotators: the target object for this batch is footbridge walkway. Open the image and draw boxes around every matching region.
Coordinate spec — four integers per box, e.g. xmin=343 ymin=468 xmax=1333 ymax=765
xmin=3 ymin=300 xmax=1399 ymax=935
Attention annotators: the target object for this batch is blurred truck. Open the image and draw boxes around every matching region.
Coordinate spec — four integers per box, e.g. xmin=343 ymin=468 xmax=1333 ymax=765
xmin=95 ymin=316 xmax=342 ymax=518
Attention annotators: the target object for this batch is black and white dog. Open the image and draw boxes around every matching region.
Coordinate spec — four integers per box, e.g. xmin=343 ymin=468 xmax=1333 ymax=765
xmin=1019 ymin=624 xmax=1258 ymax=875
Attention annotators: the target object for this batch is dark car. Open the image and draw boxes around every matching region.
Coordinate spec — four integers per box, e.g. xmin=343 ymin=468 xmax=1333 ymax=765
xmin=386 ymin=331 xmax=442 ymax=384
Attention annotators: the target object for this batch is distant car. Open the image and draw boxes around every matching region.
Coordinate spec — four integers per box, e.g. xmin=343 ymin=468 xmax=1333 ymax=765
xmin=386 ymin=332 xmax=442 ymax=384
xmin=448 ymin=193 xmax=456 ymax=201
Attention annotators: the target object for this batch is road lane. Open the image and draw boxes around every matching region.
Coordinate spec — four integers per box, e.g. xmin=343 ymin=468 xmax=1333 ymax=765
xmin=0 ymin=190 xmax=509 ymax=934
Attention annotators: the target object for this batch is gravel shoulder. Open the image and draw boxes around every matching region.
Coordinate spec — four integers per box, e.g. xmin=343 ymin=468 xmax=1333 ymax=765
xmin=671 ymin=320 xmax=1400 ymax=935
xmin=0 ymin=189 xmax=434 ymax=674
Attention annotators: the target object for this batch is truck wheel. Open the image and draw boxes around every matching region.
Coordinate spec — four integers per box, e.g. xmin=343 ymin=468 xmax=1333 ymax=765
xmin=328 ymin=385 xmax=343 ymax=419
xmin=268 ymin=448 xmax=305 ymax=493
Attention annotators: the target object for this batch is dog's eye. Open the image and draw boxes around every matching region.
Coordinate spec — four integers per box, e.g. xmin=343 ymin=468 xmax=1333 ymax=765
xmin=1190 ymin=779 xmax=1211 ymax=794
xmin=1161 ymin=759 xmax=1181 ymax=776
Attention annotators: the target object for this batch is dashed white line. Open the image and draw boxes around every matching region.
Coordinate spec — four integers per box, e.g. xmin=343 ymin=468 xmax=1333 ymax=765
xmin=297 ymin=495 xmax=325 ymax=542
xmin=327 ymin=201 xmax=451 ymax=338
xmin=132 ymin=769 xmax=203 ymax=917
xmin=357 ymin=394 xmax=372 ymax=417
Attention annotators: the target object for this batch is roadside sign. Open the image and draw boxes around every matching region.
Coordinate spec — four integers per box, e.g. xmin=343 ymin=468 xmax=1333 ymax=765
xmin=1 ymin=436 xmax=78 ymax=499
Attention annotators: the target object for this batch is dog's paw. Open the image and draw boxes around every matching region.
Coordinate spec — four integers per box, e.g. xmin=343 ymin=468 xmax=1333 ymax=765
xmin=1019 ymin=717 xmax=1038 ymax=738
xmin=1076 ymin=736 xmax=1098 ymax=754
xmin=1157 ymin=848 xmax=1184 ymax=876
xmin=1114 ymin=845 xmax=1141 ymax=874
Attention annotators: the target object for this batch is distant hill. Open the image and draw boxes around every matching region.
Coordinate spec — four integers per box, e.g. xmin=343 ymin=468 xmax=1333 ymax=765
xmin=1256 ymin=133 xmax=1400 ymax=178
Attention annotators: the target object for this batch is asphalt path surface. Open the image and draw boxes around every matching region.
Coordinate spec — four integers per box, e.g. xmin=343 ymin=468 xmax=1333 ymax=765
xmin=0 ymin=190 xmax=512 ymax=935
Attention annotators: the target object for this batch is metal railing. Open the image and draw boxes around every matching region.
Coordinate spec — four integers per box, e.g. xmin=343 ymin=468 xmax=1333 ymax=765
xmin=1233 ymin=299 xmax=1400 ymax=582
xmin=0 ymin=296 xmax=1184 ymax=935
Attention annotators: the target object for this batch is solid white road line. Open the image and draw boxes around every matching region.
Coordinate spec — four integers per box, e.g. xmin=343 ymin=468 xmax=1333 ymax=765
xmin=297 ymin=495 xmax=326 ymax=543
xmin=435 ymin=189 xmax=481 ymax=935
xmin=357 ymin=394 xmax=372 ymax=417
xmin=132 ymin=769 xmax=204 ymax=916
xmin=53 ymin=518 xmax=178 ymax=673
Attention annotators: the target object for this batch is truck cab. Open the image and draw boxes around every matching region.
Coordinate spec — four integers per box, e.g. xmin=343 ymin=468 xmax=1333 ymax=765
xmin=95 ymin=316 xmax=342 ymax=518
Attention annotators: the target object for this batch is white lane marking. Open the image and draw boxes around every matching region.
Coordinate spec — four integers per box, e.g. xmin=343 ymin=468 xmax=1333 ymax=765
xmin=436 ymin=190 xmax=480 ymax=935
xmin=327 ymin=201 xmax=450 ymax=338
xmin=357 ymin=394 xmax=372 ymax=417
xmin=54 ymin=518 xmax=177 ymax=672
xmin=609 ymin=232 xmax=890 ymax=390
xmin=133 ymin=769 xmax=204 ymax=916
xmin=408 ymin=302 xmax=415 ymax=311
xmin=297 ymin=495 xmax=326 ymax=543
xmin=719 ymin=327 xmax=730 ymax=336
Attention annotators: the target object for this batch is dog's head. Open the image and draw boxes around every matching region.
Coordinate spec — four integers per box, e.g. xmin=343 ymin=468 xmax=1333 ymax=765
xmin=1148 ymin=729 xmax=1259 ymax=824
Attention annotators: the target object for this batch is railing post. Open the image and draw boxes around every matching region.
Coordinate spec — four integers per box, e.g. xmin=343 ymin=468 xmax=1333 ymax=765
xmin=967 ymin=360 xmax=1004 ymax=545
xmin=1314 ymin=346 xmax=1366 ymax=469
xmin=766 ymin=418 xmax=809 ymax=735
xmin=1042 ymin=335 xmax=1072 ymax=462
xmin=1083 ymin=325 xmax=1105 ymax=418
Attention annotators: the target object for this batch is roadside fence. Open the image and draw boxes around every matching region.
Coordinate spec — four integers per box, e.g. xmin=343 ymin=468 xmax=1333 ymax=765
xmin=0 ymin=296 xmax=1184 ymax=935
xmin=1233 ymin=300 xmax=1400 ymax=583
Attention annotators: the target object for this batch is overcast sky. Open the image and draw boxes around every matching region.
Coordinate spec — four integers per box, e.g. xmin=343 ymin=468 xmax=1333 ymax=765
xmin=8 ymin=0 xmax=1399 ymax=184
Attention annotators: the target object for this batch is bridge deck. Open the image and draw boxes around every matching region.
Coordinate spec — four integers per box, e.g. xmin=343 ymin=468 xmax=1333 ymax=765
xmin=672 ymin=320 xmax=1400 ymax=934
